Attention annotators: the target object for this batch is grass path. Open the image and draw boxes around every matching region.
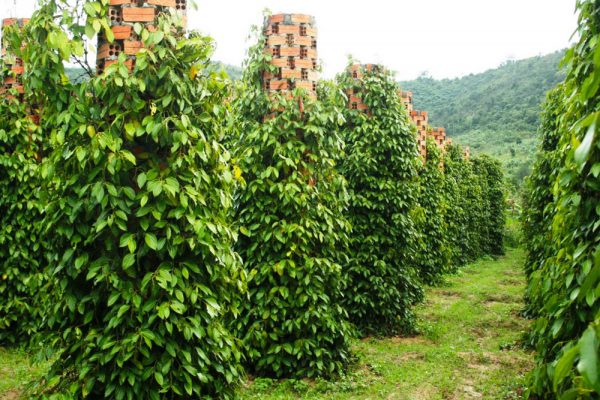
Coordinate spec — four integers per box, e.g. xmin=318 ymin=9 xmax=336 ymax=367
xmin=0 ymin=248 xmax=532 ymax=399
xmin=240 ymin=248 xmax=533 ymax=399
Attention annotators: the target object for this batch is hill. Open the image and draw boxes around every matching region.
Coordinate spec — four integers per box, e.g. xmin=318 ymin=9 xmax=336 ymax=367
xmin=400 ymin=50 xmax=566 ymax=186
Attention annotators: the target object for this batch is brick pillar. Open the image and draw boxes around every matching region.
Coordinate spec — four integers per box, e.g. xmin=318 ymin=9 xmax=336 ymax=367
xmin=428 ymin=127 xmax=444 ymax=148
xmin=262 ymin=14 xmax=319 ymax=100
xmin=409 ymin=110 xmax=428 ymax=159
xmin=400 ymin=90 xmax=413 ymax=112
xmin=97 ymin=0 xmax=187 ymax=74
xmin=1 ymin=18 xmax=29 ymax=99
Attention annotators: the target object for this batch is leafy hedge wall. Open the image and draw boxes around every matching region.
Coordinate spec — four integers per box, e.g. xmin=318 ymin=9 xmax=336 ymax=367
xmin=472 ymin=155 xmax=505 ymax=257
xmin=523 ymin=0 xmax=600 ymax=397
xmin=229 ymin=36 xmax=352 ymax=378
xmin=337 ymin=65 xmax=423 ymax=336
xmin=444 ymin=145 xmax=506 ymax=268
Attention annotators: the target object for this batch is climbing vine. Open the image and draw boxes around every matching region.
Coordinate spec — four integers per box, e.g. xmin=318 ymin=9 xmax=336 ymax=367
xmin=415 ymin=139 xmax=453 ymax=285
xmin=337 ymin=63 xmax=423 ymax=336
xmin=229 ymin=30 xmax=353 ymax=378
xmin=0 ymin=1 xmax=513 ymax=395
xmin=0 ymin=27 xmax=45 ymax=344
xmin=523 ymin=0 xmax=600 ymax=397
xmin=23 ymin=1 xmax=246 ymax=398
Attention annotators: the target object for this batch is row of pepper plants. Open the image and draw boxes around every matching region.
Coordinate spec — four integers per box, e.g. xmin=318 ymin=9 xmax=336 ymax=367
xmin=0 ymin=1 xmax=506 ymax=398
xmin=522 ymin=0 xmax=600 ymax=398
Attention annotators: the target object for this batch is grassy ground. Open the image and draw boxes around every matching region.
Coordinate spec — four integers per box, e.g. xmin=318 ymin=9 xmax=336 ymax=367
xmin=240 ymin=248 xmax=533 ymax=400
xmin=0 ymin=248 xmax=532 ymax=400
xmin=0 ymin=348 xmax=46 ymax=399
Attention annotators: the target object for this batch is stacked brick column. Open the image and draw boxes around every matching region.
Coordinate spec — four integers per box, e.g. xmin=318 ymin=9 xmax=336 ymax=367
xmin=1 ymin=18 xmax=28 ymax=99
xmin=346 ymin=64 xmax=385 ymax=112
xmin=401 ymin=89 xmax=462 ymax=159
xmin=400 ymin=90 xmax=413 ymax=112
xmin=410 ymin=110 xmax=429 ymax=158
xmin=430 ymin=127 xmax=447 ymax=148
xmin=262 ymin=14 xmax=319 ymax=100
xmin=97 ymin=0 xmax=187 ymax=74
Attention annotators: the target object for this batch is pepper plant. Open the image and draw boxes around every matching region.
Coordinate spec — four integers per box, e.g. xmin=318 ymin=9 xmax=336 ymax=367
xmin=522 ymin=85 xmax=565 ymax=318
xmin=523 ymin=0 xmax=600 ymax=396
xmin=229 ymin=30 xmax=353 ymax=378
xmin=26 ymin=1 xmax=246 ymax=398
xmin=337 ymin=63 xmax=423 ymax=336
xmin=414 ymin=139 xmax=453 ymax=285
xmin=0 ymin=29 xmax=46 ymax=344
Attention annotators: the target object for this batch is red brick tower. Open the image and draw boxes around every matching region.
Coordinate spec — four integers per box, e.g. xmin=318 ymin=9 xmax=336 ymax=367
xmin=410 ymin=110 xmax=429 ymax=158
xmin=97 ymin=0 xmax=187 ymax=74
xmin=400 ymin=90 xmax=413 ymax=112
xmin=1 ymin=18 xmax=29 ymax=98
xmin=430 ymin=127 xmax=447 ymax=148
xmin=262 ymin=13 xmax=319 ymax=99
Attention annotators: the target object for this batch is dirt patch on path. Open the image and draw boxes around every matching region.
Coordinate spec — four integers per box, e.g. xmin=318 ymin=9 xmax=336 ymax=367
xmin=0 ymin=390 xmax=21 ymax=400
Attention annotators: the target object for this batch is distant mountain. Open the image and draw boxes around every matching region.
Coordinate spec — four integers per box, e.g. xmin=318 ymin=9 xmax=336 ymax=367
xmin=400 ymin=50 xmax=566 ymax=186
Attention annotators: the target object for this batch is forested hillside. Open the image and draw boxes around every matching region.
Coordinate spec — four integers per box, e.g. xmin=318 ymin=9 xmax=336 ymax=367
xmin=400 ymin=51 xmax=565 ymax=186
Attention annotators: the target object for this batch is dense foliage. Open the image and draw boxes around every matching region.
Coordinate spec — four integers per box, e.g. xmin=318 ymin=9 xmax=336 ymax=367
xmin=414 ymin=139 xmax=453 ymax=285
xmin=523 ymin=0 xmax=600 ymax=397
xmin=0 ymin=1 xmax=510 ymax=396
xmin=472 ymin=155 xmax=506 ymax=257
xmin=337 ymin=65 xmax=423 ymax=336
xmin=522 ymin=85 xmax=565 ymax=316
xmin=0 ymin=33 xmax=45 ymax=345
xmin=443 ymin=145 xmax=506 ymax=267
xmin=401 ymin=51 xmax=565 ymax=186
xmin=25 ymin=2 xmax=246 ymax=398
xmin=444 ymin=145 xmax=481 ymax=264
xmin=229 ymin=35 xmax=352 ymax=378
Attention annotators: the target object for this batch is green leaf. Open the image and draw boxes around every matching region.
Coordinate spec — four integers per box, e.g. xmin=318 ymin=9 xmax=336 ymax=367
xmin=554 ymin=344 xmax=579 ymax=391
xmin=154 ymin=371 xmax=164 ymax=386
xmin=145 ymin=233 xmax=158 ymax=250
xmin=137 ymin=173 xmax=147 ymax=189
xmin=575 ymin=120 xmax=596 ymax=165
xmin=108 ymin=292 xmax=121 ymax=307
xmin=122 ymin=254 xmax=135 ymax=270
xmin=577 ymin=327 xmax=600 ymax=390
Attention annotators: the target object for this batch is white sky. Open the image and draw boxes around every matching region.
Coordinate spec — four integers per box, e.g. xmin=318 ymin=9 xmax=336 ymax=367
xmin=2 ymin=0 xmax=578 ymax=80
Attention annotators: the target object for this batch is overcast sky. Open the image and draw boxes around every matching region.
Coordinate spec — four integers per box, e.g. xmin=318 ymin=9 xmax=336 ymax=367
xmin=2 ymin=0 xmax=578 ymax=80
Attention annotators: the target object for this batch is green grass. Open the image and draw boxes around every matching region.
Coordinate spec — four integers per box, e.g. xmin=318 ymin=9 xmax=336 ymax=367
xmin=0 ymin=348 xmax=47 ymax=399
xmin=0 ymin=248 xmax=532 ymax=400
xmin=240 ymin=248 xmax=533 ymax=400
